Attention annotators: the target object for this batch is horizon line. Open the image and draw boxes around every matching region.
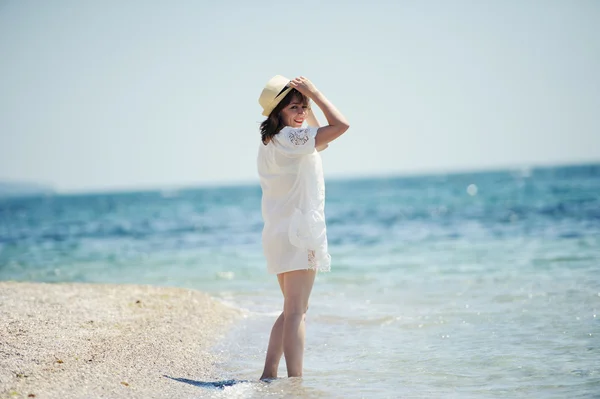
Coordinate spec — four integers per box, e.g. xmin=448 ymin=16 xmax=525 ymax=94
xmin=33 ymin=158 xmax=600 ymax=197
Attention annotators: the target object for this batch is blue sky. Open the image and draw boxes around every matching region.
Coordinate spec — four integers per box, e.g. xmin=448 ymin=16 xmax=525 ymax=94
xmin=1 ymin=0 xmax=599 ymax=193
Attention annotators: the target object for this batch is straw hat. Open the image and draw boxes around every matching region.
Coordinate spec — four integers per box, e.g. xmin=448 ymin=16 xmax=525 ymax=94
xmin=258 ymin=75 xmax=292 ymax=116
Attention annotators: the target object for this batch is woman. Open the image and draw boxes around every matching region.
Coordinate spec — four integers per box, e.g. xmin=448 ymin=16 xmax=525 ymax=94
xmin=256 ymin=75 xmax=349 ymax=379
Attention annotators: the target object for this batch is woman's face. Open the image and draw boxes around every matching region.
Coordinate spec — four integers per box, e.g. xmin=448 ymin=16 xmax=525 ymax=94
xmin=279 ymin=97 xmax=308 ymax=128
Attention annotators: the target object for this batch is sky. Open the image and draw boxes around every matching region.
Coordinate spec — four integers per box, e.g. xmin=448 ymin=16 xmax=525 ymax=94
xmin=1 ymin=0 xmax=599 ymax=193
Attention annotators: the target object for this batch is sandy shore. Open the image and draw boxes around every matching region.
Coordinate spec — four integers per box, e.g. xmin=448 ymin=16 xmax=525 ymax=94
xmin=0 ymin=281 xmax=240 ymax=399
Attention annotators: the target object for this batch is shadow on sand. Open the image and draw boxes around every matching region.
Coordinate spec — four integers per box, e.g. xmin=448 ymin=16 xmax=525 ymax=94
xmin=163 ymin=375 xmax=267 ymax=390
xmin=164 ymin=375 xmax=328 ymax=397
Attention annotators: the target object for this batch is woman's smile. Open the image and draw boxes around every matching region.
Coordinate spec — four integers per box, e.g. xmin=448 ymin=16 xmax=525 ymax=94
xmin=281 ymin=100 xmax=308 ymax=127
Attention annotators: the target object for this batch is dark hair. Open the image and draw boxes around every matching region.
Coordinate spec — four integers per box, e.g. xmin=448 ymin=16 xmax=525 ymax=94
xmin=260 ymin=88 xmax=310 ymax=145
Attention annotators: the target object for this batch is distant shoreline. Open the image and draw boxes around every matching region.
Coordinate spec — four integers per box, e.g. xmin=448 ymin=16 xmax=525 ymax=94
xmin=0 ymin=281 xmax=240 ymax=399
xmin=5 ymin=160 xmax=598 ymax=198
xmin=0 ymin=181 xmax=54 ymax=199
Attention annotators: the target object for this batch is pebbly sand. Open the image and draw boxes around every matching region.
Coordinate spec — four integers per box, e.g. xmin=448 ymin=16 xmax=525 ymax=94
xmin=0 ymin=281 xmax=241 ymax=399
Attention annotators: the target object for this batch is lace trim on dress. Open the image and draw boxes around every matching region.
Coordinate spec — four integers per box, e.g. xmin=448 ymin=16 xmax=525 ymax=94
xmin=288 ymin=129 xmax=311 ymax=146
xmin=308 ymin=250 xmax=331 ymax=272
xmin=308 ymin=250 xmax=316 ymax=267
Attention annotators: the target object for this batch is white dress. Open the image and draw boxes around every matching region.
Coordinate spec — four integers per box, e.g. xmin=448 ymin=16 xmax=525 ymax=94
xmin=257 ymin=126 xmax=331 ymax=275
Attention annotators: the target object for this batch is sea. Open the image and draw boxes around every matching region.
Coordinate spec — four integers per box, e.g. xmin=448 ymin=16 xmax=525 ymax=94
xmin=1 ymin=164 xmax=599 ymax=398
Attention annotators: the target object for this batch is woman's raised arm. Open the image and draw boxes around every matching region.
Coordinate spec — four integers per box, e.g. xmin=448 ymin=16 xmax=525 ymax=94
xmin=289 ymin=77 xmax=350 ymax=148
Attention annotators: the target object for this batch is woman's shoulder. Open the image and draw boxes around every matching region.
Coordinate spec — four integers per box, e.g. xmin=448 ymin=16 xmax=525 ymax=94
xmin=275 ymin=126 xmax=318 ymax=147
xmin=277 ymin=126 xmax=315 ymax=135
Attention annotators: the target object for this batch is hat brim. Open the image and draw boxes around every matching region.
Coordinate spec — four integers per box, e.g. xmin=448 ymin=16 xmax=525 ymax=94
xmin=261 ymin=86 xmax=293 ymax=116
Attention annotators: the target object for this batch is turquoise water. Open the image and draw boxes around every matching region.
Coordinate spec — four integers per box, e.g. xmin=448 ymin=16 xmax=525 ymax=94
xmin=1 ymin=164 xmax=599 ymax=398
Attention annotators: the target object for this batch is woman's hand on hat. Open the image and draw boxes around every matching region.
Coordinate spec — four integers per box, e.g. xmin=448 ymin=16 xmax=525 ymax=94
xmin=289 ymin=76 xmax=318 ymax=97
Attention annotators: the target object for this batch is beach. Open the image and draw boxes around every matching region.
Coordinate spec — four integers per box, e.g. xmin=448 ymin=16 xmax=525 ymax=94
xmin=0 ymin=281 xmax=239 ymax=399
xmin=1 ymin=165 xmax=599 ymax=397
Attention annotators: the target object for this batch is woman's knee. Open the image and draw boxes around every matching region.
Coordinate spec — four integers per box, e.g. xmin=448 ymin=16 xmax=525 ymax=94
xmin=283 ymin=297 xmax=309 ymax=317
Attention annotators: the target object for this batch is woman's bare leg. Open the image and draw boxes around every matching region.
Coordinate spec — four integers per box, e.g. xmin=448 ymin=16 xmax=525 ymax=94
xmin=260 ymin=312 xmax=284 ymax=380
xmin=260 ymin=274 xmax=286 ymax=380
xmin=282 ymin=269 xmax=317 ymax=377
